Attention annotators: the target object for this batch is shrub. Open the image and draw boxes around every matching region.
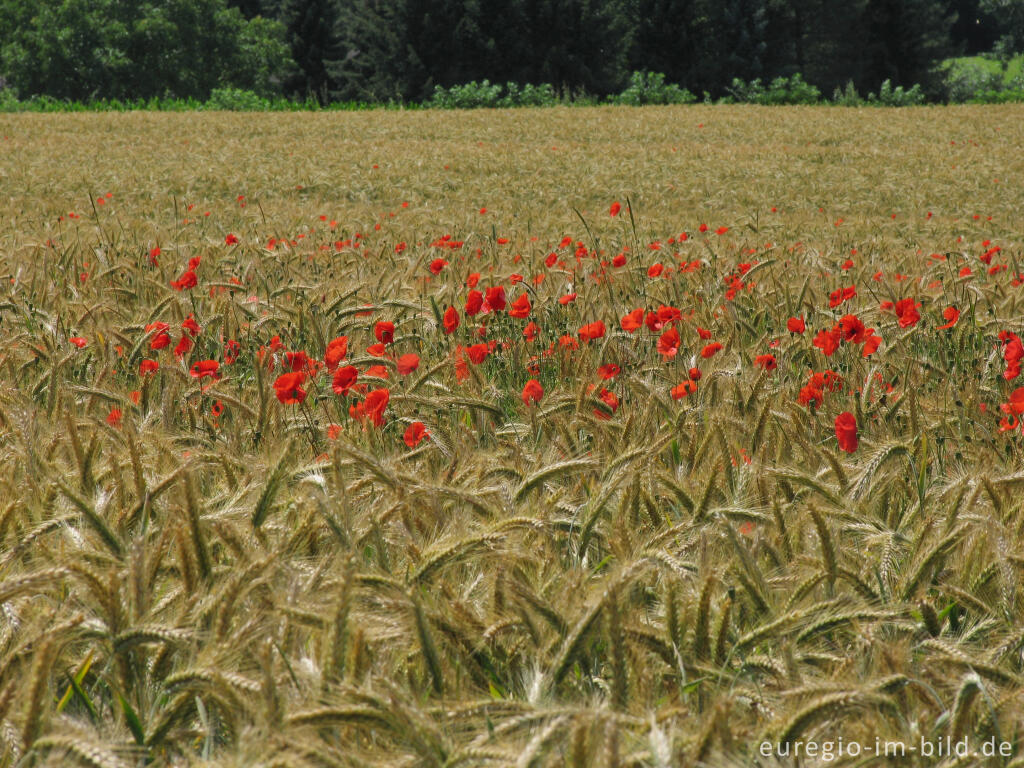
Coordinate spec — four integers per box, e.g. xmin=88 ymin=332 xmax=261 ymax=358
xmin=612 ymin=71 xmax=696 ymax=106
xmin=726 ymin=74 xmax=821 ymax=105
xmin=866 ymin=80 xmax=926 ymax=106
xmin=205 ymin=88 xmax=271 ymax=111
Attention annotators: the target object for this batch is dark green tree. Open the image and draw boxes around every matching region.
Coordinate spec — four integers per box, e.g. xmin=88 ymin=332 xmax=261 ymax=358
xmin=279 ymin=0 xmax=344 ymax=102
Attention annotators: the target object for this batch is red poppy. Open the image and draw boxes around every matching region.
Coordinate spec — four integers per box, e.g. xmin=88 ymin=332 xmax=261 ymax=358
xmin=171 ymin=269 xmax=197 ymax=291
xmin=578 ymin=321 xmax=606 ymax=342
xmin=799 ymin=384 xmax=823 ymax=408
xmin=69 ymin=336 xmax=87 ymax=348
xmin=147 ymin=322 xmax=171 ymax=350
xmin=467 ymin=272 xmax=481 ymax=288
xmin=522 ymin=378 xmax=544 ymax=406
xmin=332 ymin=365 xmax=358 ymax=395
xmin=787 ymin=316 xmax=806 ymax=334
xmin=620 ymin=308 xmax=644 ymax=333
xmin=397 ymin=353 xmax=420 ymax=376
xmin=274 ymin=372 xmax=307 ymax=404
xmin=365 ymin=364 xmax=389 ymax=379
xmin=696 ymin=327 xmax=712 ymax=340
xmin=429 ymin=258 xmax=449 ymax=275
xmin=657 ymin=327 xmax=680 ymax=358
xmin=324 ymin=336 xmax=349 ymax=371
xmin=812 ymin=326 xmax=842 ymax=357
xmin=443 ymin=306 xmax=460 ymax=335
xmin=671 ymin=380 xmax=697 ymax=399
xmin=139 ymin=359 xmax=159 ymax=374
xmin=701 ymin=342 xmax=722 ymax=358
xmin=174 ymin=335 xmax=193 ymax=358
xmin=894 ymin=298 xmax=921 ymax=328
xmin=688 ymin=367 xmax=702 ymax=381
xmin=374 ymin=321 xmax=395 ymax=344
xmin=224 ymin=233 xmax=239 ymax=245
xmin=937 ymin=306 xmax=960 ymax=329
xmin=754 ymin=354 xmax=777 ymax=371
xmin=862 ymin=333 xmax=882 ymax=357
xmin=182 ymin=314 xmax=201 ymax=337
xmin=190 ymin=360 xmax=220 ymax=380
xmin=610 ymin=201 xmax=621 ymax=217
xmin=523 ymin=321 xmax=540 ymax=341
xmin=364 ymin=388 xmax=389 ymax=426
xmin=508 ymin=294 xmax=531 ymax=319
xmin=404 ymin=421 xmax=429 ymax=447
xmin=465 ymin=289 xmax=484 ymax=316
xmin=1002 ymin=387 xmax=1024 ymax=416
xmin=596 ymin=364 xmax=620 ymax=379
xmin=367 ymin=343 xmax=387 ymax=357
xmin=484 ymin=285 xmax=506 ymax=312
xmin=594 ymin=388 xmax=619 ymax=419
xmin=839 ymin=314 xmax=866 ymax=343
xmin=327 ymin=424 xmax=342 ymax=440
xmin=286 ymin=350 xmax=310 ymax=372
xmin=466 ymin=343 xmax=489 ymax=364
xmin=559 ymin=293 xmax=577 ymax=305
xmin=835 ymin=412 xmax=858 ymax=452
xmin=106 ymin=407 xmax=122 ymax=428
xmin=647 ymin=263 xmax=664 ymax=278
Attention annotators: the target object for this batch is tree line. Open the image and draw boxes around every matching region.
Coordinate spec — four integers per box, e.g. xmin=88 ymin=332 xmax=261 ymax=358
xmin=0 ymin=0 xmax=1019 ymax=103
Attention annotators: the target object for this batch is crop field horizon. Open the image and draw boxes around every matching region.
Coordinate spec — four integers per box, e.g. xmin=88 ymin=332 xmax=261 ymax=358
xmin=1 ymin=105 xmax=1023 ymax=766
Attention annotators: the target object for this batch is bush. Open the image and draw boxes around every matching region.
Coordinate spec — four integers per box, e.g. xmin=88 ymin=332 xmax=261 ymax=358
xmin=725 ymin=74 xmax=821 ymax=105
xmin=205 ymin=88 xmax=271 ymax=111
xmin=866 ymin=80 xmax=926 ymax=106
xmin=832 ymin=81 xmax=864 ymax=106
xmin=427 ymin=81 xmax=503 ymax=109
xmin=611 ymin=71 xmax=696 ymax=105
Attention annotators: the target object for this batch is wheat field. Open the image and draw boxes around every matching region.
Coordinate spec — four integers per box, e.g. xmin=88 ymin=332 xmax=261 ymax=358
xmin=0 ymin=105 xmax=1023 ymax=766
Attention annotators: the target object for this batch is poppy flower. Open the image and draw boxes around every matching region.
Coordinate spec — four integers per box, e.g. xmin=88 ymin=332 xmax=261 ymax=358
xmin=443 ymin=306 xmax=460 ymax=335
xmin=332 ymin=365 xmax=358 ymax=395
xmin=1002 ymin=387 xmax=1024 ymax=416
xmin=182 ymin=314 xmax=201 ymax=338
xmin=69 ymin=337 xmax=87 ymax=348
xmin=894 ymin=298 xmax=921 ymax=328
xmin=404 ymin=421 xmax=429 ymax=447
xmin=597 ymin=364 xmax=620 ymax=379
xmin=325 ymin=336 xmax=349 ymax=370
xmin=839 ymin=314 xmax=866 ymax=343
xmin=139 ymin=359 xmax=159 ymax=375
xmin=812 ymin=326 xmax=842 ymax=357
xmin=620 ymin=308 xmax=644 ymax=333
xmin=799 ymin=384 xmax=823 ymax=408
xmin=671 ymin=380 xmax=697 ymax=399
xmin=522 ymin=378 xmax=544 ymax=406
xmin=508 ymin=294 xmax=532 ymax=319
xmin=274 ymin=372 xmax=307 ymax=404
xmin=287 ymin=350 xmax=310 ymax=372
xmin=106 ymin=407 xmax=122 ymax=428
xmin=190 ymin=360 xmax=219 ymax=380
xmin=465 ymin=289 xmax=484 ymax=316
xmin=363 ymin=388 xmax=389 ymax=427
xmin=610 ymin=201 xmax=622 ymax=217
xmin=466 ymin=343 xmax=489 ymax=364
xmin=374 ymin=321 xmax=395 ymax=344
xmin=174 ymin=335 xmax=193 ymax=358
xmin=648 ymin=263 xmax=664 ymax=278
xmin=171 ymin=269 xmax=197 ymax=291
xmin=657 ymin=327 xmax=680 ymax=358
xmin=937 ymin=306 xmax=960 ymax=329
xmin=578 ymin=321 xmax=606 ymax=342
xmin=834 ymin=412 xmax=858 ymax=452
xmin=657 ymin=305 xmax=681 ymax=326
xmin=365 ymin=364 xmax=389 ymax=379
xmin=429 ymin=258 xmax=449 ymax=275
xmin=367 ymin=343 xmax=387 ymax=357
xmin=558 ymin=293 xmax=577 ymax=305
xmin=612 ymin=253 xmax=626 ymax=267
xmin=224 ymin=233 xmax=239 ymax=245
xmin=594 ymin=388 xmax=619 ymax=419
xmin=701 ymin=342 xmax=722 ymax=358
xmin=484 ymin=285 xmax=506 ymax=312
xmin=396 ymin=353 xmax=420 ymax=376
xmin=787 ymin=316 xmax=806 ymax=334
xmin=327 ymin=424 xmax=342 ymax=440
xmin=467 ymin=272 xmax=481 ymax=288
xmin=523 ymin=321 xmax=540 ymax=341
xmin=754 ymin=354 xmax=777 ymax=371
xmin=862 ymin=333 xmax=882 ymax=357
xmin=211 ymin=400 xmax=224 ymax=418
xmin=696 ymin=327 xmax=712 ymax=340
xmin=688 ymin=367 xmax=702 ymax=381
